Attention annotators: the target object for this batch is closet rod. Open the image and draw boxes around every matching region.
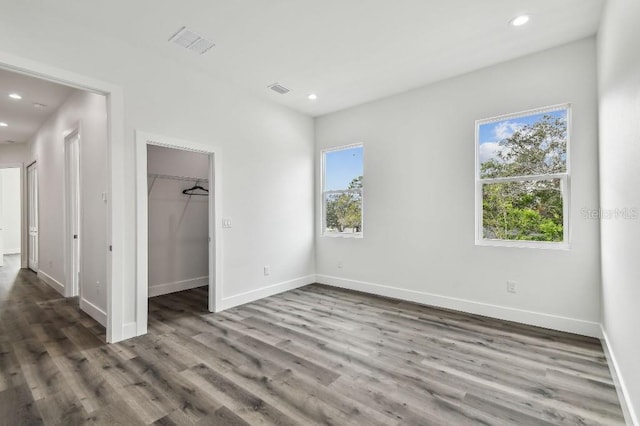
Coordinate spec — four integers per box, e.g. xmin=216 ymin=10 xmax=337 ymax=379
xmin=147 ymin=173 xmax=209 ymax=183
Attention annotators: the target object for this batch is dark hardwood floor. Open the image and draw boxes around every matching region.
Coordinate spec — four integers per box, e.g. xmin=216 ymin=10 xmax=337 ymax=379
xmin=0 ymin=253 xmax=625 ymax=425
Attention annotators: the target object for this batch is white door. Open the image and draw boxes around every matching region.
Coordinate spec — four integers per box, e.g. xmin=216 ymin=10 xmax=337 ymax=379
xmin=0 ymin=171 xmax=4 ymax=267
xmin=65 ymin=132 xmax=81 ymax=297
xmin=27 ymin=163 xmax=38 ymax=272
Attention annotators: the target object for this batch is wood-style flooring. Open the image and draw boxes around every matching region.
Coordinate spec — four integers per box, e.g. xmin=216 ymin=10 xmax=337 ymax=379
xmin=0 ymin=254 xmax=625 ymax=425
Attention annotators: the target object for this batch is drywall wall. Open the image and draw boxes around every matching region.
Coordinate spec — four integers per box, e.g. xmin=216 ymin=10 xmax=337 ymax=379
xmin=27 ymin=89 xmax=109 ymax=325
xmin=0 ymin=2 xmax=315 ymax=337
xmin=147 ymin=145 xmax=209 ymax=297
xmin=0 ymin=143 xmax=28 ymax=164
xmin=598 ymin=0 xmax=640 ymax=423
xmin=1 ymin=168 xmax=21 ymax=254
xmin=316 ymin=38 xmax=601 ymax=336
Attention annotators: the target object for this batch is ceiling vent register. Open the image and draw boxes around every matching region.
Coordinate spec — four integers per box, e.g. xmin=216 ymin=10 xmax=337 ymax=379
xmin=268 ymin=83 xmax=290 ymax=95
xmin=169 ymin=26 xmax=215 ymax=55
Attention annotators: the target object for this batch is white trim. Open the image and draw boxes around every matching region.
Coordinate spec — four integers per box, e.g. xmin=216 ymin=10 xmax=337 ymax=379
xmin=64 ymin=125 xmax=82 ymax=298
xmin=80 ymin=298 xmax=107 ymax=327
xmin=38 ymin=270 xmax=65 ymax=296
xmin=320 ymin=143 xmax=364 ymax=238
xmin=135 ymin=131 xmax=223 ymax=338
xmin=3 ymin=248 xmax=21 ymax=255
xmin=0 ymin=49 xmax=127 ymax=343
xmin=148 ymin=276 xmax=209 ymax=298
xmin=601 ymin=327 xmax=639 ymax=426
xmin=122 ymin=322 xmax=137 ymax=341
xmin=219 ymin=275 xmax=316 ymax=310
xmin=316 ymin=274 xmax=601 ymax=337
xmin=474 ymin=104 xmax=571 ymax=249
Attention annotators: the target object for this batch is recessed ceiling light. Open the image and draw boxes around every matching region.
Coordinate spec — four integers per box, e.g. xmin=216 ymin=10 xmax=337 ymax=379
xmin=9 ymin=93 xmax=22 ymax=100
xmin=0 ymin=122 xmax=8 ymax=127
xmin=33 ymin=102 xmax=47 ymax=108
xmin=510 ymin=15 xmax=530 ymax=27
xmin=308 ymin=93 xmax=318 ymax=101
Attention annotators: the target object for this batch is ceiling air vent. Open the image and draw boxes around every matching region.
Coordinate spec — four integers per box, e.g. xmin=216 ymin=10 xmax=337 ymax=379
xmin=169 ymin=26 xmax=215 ymax=55
xmin=268 ymin=83 xmax=290 ymax=95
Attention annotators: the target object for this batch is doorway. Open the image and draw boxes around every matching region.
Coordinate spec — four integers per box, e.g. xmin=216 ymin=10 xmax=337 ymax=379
xmin=65 ymin=129 xmax=81 ymax=297
xmin=135 ymin=131 xmax=222 ymax=336
xmin=0 ymin=50 xmax=125 ymax=342
xmin=0 ymin=167 xmax=22 ymax=268
xmin=26 ymin=162 xmax=38 ymax=272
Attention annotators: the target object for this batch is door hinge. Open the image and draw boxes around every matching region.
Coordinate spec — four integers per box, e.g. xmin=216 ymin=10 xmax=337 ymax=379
xmin=109 ymin=245 xmax=112 ymax=252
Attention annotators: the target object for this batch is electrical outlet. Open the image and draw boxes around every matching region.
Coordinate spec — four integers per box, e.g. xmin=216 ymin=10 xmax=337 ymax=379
xmin=263 ymin=266 xmax=270 ymax=276
xmin=507 ymin=280 xmax=518 ymax=294
xmin=222 ymin=218 xmax=232 ymax=228
xmin=337 ymin=261 xmax=343 ymax=269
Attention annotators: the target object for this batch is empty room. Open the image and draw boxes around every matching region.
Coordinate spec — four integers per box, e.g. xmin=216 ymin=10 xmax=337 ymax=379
xmin=0 ymin=0 xmax=638 ymax=425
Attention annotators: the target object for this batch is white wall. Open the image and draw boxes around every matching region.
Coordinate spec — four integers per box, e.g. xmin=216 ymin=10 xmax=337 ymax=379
xmin=27 ymin=90 xmax=109 ymax=325
xmin=147 ymin=145 xmax=209 ymax=297
xmin=1 ymin=168 xmax=21 ymax=254
xmin=0 ymin=3 xmax=315 ymax=335
xmin=0 ymin=144 xmax=28 ymax=164
xmin=598 ymin=0 xmax=640 ymax=423
xmin=316 ymin=38 xmax=601 ymax=336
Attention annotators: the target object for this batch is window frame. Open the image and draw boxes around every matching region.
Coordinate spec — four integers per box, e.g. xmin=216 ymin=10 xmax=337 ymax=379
xmin=321 ymin=143 xmax=364 ymax=238
xmin=474 ymin=104 xmax=571 ymax=249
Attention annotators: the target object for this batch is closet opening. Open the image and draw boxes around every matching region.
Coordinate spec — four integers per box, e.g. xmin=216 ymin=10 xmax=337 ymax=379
xmin=135 ymin=132 xmax=221 ymax=336
xmin=147 ymin=144 xmax=210 ymax=309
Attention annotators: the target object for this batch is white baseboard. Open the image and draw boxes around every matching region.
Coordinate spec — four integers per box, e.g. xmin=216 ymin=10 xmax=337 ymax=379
xmin=38 ymin=270 xmax=64 ymax=296
xmin=3 ymin=248 xmax=20 ymax=255
xmin=149 ymin=276 xmax=208 ymax=298
xmin=601 ymin=326 xmax=638 ymax=426
xmin=122 ymin=322 xmax=138 ymax=341
xmin=219 ymin=275 xmax=316 ymax=310
xmin=80 ymin=298 xmax=107 ymax=327
xmin=316 ymin=275 xmax=602 ymax=338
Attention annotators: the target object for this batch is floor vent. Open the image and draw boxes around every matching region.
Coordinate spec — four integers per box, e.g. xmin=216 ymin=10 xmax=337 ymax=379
xmin=169 ymin=26 xmax=215 ymax=55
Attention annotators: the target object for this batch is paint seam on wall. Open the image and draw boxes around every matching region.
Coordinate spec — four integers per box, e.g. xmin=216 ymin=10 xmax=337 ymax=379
xmin=80 ymin=298 xmax=107 ymax=327
xmin=316 ymin=275 xmax=601 ymax=337
xmin=38 ymin=271 xmax=64 ymax=296
xmin=149 ymin=276 xmax=208 ymax=298
xmin=220 ymin=275 xmax=316 ymax=310
xmin=601 ymin=326 xmax=639 ymax=426
xmin=3 ymin=248 xmax=21 ymax=255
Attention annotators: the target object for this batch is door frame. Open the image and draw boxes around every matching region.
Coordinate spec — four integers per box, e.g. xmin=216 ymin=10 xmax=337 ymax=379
xmin=0 ymin=163 xmax=24 ymax=267
xmin=135 ymin=131 xmax=222 ymax=336
xmin=25 ymin=161 xmax=37 ymax=271
xmin=0 ymin=50 xmax=126 ymax=343
xmin=64 ymin=125 xmax=82 ymax=298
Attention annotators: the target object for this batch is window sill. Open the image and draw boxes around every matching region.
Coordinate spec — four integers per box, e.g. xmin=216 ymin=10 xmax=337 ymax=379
xmin=476 ymin=238 xmax=569 ymax=250
xmin=323 ymin=233 xmax=363 ymax=239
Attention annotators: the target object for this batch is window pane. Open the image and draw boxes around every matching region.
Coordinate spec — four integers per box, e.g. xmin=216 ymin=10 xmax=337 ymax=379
xmin=325 ymin=190 xmax=362 ymax=235
xmin=478 ymin=108 xmax=567 ymax=179
xmin=324 ymin=146 xmax=363 ymax=191
xmin=482 ymin=179 xmax=563 ymax=242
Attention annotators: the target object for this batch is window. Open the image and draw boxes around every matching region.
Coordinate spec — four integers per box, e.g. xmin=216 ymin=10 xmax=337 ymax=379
xmin=476 ymin=105 xmax=570 ymax=248
xmin=322 ymin=144 xmax=363 ymax=237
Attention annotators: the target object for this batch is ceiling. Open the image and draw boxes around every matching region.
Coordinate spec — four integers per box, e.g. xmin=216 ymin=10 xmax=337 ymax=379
xmin=0 ymin=68 xmax=75 ymax=144
xmin=8 ymin=1 xmax=604 ymax=117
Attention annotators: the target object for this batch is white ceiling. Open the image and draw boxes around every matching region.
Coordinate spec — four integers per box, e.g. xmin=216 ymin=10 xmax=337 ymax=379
xmin=10 ymin=1 xmax=604 ymax=117
xmin=0 ymin=68 xmax=75 ymax=144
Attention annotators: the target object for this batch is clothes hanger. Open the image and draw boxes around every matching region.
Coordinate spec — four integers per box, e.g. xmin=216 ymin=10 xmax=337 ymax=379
xmin=182 ymin=184 xmax=209 ymax=196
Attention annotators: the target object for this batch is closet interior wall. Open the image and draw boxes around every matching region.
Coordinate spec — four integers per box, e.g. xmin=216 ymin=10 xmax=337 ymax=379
xmin=147 ymin=145 xmax=209 ymax=297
